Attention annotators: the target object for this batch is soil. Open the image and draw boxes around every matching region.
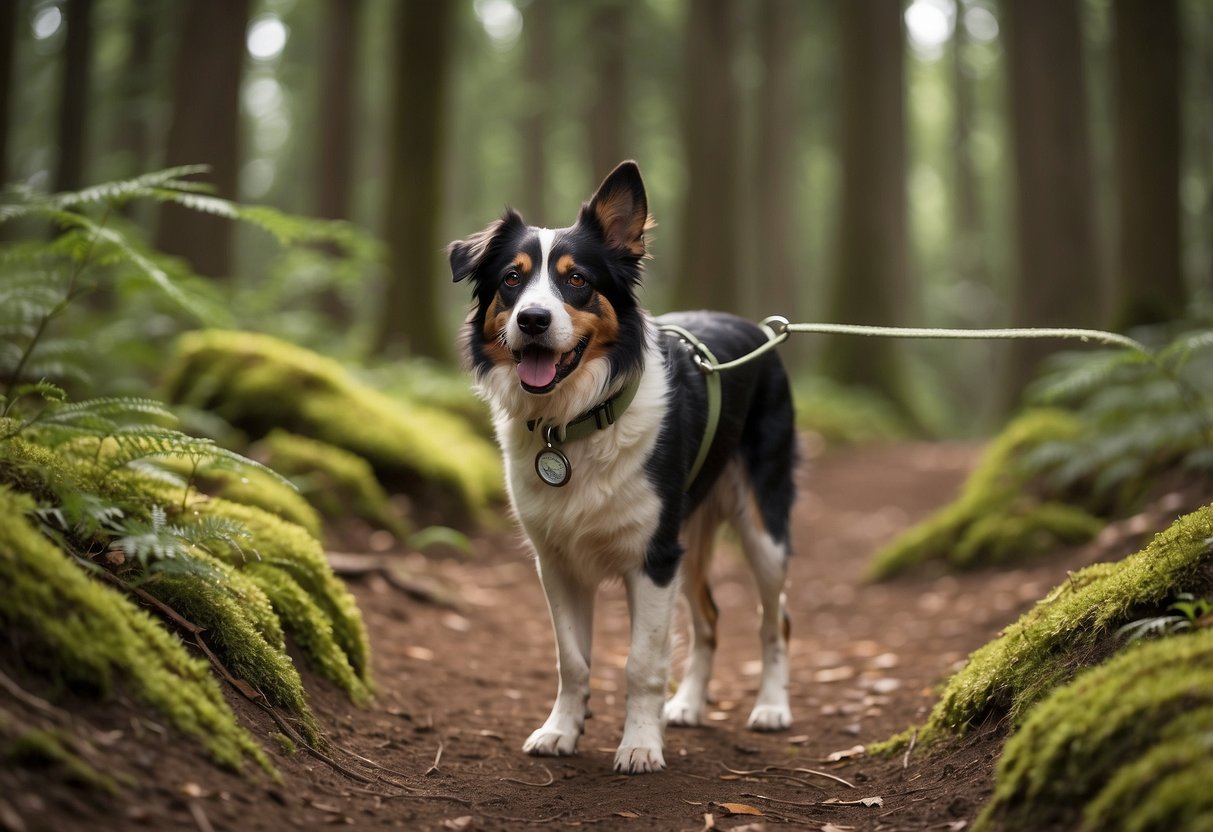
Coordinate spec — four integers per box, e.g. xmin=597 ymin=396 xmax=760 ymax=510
xmin=0 ymin=442 xmax=1157 ymax=832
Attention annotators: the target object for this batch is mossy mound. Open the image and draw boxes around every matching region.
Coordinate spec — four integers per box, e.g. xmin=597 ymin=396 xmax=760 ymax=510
xmin=0 ymin=485 xmax=272 ymax=773
xmin=976 ymin=627 xmax=1213 ymax=832
xmin=255 ymin=429 xmax=409 ymax=539
xmin=901 ymin=503 xmax=1213 ymax=746
xmin=867 ymin=410 xmax=1104 ymax=580
xmin=162 ymin=330 xmax=502 ymax=520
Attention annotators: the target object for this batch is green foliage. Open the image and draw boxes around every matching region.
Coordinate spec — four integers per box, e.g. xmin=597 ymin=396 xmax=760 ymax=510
xmin=869 ymin=328 xmax=1213 ymax=578
xmin=1117 ymin=592 xmax=1213 ymax=644
xmin=975 ymin=627 xmax=1213 ymax=832
xmin=901 ymin=503 xmax=1213 ymax=745
xmin=792 ymin=374 xmax=910 ymax=445
xmin=162 ymin=329 xmax=503 ymax=520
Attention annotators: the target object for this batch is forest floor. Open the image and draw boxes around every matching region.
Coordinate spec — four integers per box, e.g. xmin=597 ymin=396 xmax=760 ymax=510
xmin=4 ymin=441 xmax=1153 ymax=832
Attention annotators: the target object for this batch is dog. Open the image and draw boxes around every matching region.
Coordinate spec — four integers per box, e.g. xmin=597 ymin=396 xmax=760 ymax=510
xmin=449 ymin=161 xmax=797 ymax=774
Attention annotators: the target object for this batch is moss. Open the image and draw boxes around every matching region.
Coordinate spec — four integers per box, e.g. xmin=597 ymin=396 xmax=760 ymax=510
xmin=915 ymin=503 xmax=1213 ymax=745
xmin=867 ymin=410 xmax=1101 ymax=580
xmin=3 ymin=726 xmax=120 ymax=794
xmin=162 ymin=330 xmax=502 ymax=519
xmin=273 ymin=732 xmax=298 ymax=755
xmin=0 ymin=486 xmax=272 ymax=774
xmin=256 ymin=429 xmax=408 ymax=539
xmin=975 ymin=628 xmax=1213 ymax=832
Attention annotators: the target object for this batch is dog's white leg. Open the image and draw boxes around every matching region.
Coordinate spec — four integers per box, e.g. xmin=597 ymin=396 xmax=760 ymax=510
xmin=523 ymin=559 xmax=595 ymax=757
xmin=664 ymin=516 xmax=717 ymax=727
xmin=739 ymin=525 xmax=793 ymax=732
xmin=615 ymin=568 xmax=677 ymax=773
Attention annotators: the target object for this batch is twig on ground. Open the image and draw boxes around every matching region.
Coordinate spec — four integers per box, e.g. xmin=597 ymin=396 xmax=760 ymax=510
xmin=332 ymin=743 xmax=424 ymax=790
xmin=187 ymin=801 xmax=215 ymax=832
xmin=499 ymin=765 xmax=555 ymax=787
xmin=477 ymin=810 xmax=570 ymax=825
xmin=903 ymin=729 xmax=918 ymax=770
xmin=718 ymin=761 xmax=856 ymax=790
xmin=425 ymin=742 xmax=444 ymax=776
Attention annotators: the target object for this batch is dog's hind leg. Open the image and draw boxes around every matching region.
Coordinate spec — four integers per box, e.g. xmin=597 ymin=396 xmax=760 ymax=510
xmin=524 ymin=559 xmax=595 ymax=757
xmin=664 ymin=510 xmax=720 ymax=727
xmin=737 ymin=498 xmax=793 ymax=732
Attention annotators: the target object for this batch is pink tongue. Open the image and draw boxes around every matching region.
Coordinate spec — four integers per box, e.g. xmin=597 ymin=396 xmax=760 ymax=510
xmin=518 ymin=349 xmax=559 ymax=388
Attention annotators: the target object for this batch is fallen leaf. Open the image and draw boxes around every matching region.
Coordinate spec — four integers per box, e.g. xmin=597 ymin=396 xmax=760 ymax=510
xmin=404 ymin=645 xmax=435 ymax=661
xmin=826 ymin=744 xmax=865 ymax=762
xmin=615 ymin=810 xmax=641 ymax=818
xmin=717 ymin=803 xmax=764 ymax=817
xmin=822 ymin=796 xmax=883 ymax=808
xmin=442 ymin=816 xmax=474 ymax=830
xmin=822 ymin=825 xmax=856 ymax=832
xmin=813 ymin=666 xmax=856 ymax=683
xmin=786 ymin=735 xmax=811 ymax=745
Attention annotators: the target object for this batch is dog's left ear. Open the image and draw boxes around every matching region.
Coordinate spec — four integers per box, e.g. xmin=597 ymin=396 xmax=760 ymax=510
xmin=580 ymin=161 xmax=651 ymax=257
xmin=449 ymin=209 xmax=525 ymax=283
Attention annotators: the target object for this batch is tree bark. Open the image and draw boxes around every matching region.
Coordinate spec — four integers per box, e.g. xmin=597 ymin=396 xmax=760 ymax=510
xmin=950 ymin=0 xmax=985 ymax=287
xmin=676 ymin=0 xmax=742 ymax=313
xmin=154 ymin=0 xmax=250 ymax=278
xmin=820 ymin=0 xmax=912 ymax=412
xmin=1001 ymin=0 xmax=1101 ymax=407
xmin=374 ymin=0 xmax=454 ymax=359
xmin=1112 ymin=0 xmax=1183 ymax=327
xmin=54 ymin=0 xmax=94 ymax=192
xmin=0 ymin=0 xmax=16 ymax=182
xmin=315 ymin=0 xmax=361 ymax=222
xmin=519 ymin=0 xmax=551 ymax=222
xmin=586 ymin=0 xmax=628 ymax=182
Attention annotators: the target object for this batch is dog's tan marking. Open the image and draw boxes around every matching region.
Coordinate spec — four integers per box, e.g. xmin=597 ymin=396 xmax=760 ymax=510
xmin=481 ymin=292 xmax=514 ymax=365
xmin=568 ymin=295 xmax=620 ymax=367
xmin=512 ymin=252 xmax=533 ymax=274
xmin=555 ymin=254 xmax=576 ymax=276
xmin=699 ymin=581 xmax=719 ymax=650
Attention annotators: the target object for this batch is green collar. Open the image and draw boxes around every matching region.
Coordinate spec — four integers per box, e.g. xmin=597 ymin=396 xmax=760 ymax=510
xmin=526 ymin=374 xmax=642 ymax=443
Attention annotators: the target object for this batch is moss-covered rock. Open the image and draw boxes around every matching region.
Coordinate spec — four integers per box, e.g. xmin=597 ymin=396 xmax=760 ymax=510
xmin=904 ymin=504 xmax=1213 ymax=745
xmin=0 ymin=486 xmax=272 ymax=773
xmin=867 ymin=410 xmax=1103 ymax=580
xmin=255 ymin=429 xmax=408 ymax=539
xmin=975 ymin=628 xmax=1213 ymax=832
xmin=162 ymin=330 xmax=502 ymax=520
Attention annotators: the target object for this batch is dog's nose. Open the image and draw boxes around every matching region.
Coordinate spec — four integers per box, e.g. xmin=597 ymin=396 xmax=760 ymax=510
xmin=517 ymin=307 xmax=551 ymax=335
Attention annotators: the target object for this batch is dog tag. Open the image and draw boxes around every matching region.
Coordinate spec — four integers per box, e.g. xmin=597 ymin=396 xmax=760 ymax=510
xmin=536 ymin=427 xmax=571 ymax=487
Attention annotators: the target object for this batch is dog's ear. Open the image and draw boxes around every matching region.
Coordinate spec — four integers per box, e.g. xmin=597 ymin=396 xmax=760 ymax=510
xmin=449 ymin=209 xmax=525 ymax=283
xmin=580 ymin=161 xmax=651 ymax=257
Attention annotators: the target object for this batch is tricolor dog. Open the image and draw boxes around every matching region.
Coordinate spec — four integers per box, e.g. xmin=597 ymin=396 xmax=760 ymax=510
xmin=450 ymin=161 xmax=797 ymax=774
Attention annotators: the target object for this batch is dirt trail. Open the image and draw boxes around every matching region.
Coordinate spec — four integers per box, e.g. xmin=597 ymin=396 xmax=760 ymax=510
xmin=7 ymin=443 xmax=1111 ymax=831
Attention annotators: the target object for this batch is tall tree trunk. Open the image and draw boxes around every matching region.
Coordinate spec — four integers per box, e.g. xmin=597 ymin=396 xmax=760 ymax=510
xmin=54 ymin=0 xmax=94 ymax=192
xmin=1000 ymin=0 xmax=1100 ymax=408
xmin=821 ymin=0 xmax=911 ymax=412
xmin=676 ymin=0 xmax=742 ymax=312
xmin=586 ymin=0 xmax=628 ymax=181
xmin=155 ymin=0 xmax=250 ymax=278
xmin=753 ymin=0 xmax=800 ymax=329
xmin=951 ymin=0 xmax=985 ymax=287
xmin=374 ymin=0 xmax=454 ymax=359
xmin=0 ymin=0 xmax=16 ymax=182
xmin=1113 ymin=0 xmax=1183 ymax=327
xmin=316 ymin=0 xmax=361 ymax=222
xmin=519 ymin=0 xmax=551 ymax=222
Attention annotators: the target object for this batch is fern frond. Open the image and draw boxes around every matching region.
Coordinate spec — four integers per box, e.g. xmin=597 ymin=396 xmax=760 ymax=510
xmin=1158 ymin=328 xmax=1213 ymax=370
xmin=0 ymin=166 xmax=213 ymax=223
xmin=1027 ymin=349 xmax=1152 ymax=405
xmin=42 ymin=397 xmax=177 ymax=424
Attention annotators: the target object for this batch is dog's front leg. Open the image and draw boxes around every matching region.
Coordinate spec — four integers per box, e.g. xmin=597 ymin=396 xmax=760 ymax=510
xmin=524 ymin=558 xmax=595 ymax=757
xmin=615 ymin=567 xmax=677 ymax=774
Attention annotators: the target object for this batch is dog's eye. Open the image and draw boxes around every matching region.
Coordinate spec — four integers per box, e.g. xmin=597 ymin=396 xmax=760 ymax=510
xmin=503 ymin=270 xmax=521 ymax=288
xmin=567 ymin=273 xmax=587 ymax=289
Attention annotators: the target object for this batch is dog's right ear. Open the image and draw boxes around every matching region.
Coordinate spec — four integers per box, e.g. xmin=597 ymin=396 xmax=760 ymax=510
xmin=449 ymin=209 xmax=525 ymax=283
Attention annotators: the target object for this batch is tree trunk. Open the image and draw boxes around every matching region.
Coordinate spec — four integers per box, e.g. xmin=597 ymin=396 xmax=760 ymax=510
xmin=753 ymin=0 xmax=800 ymax=329
xmin=519 ymin=0 xmax=551 ymax=222
xmin=1113 ymin=0 xmax=1183 ymax=327
xmin=54 ymin=0 xmax=94 ymax=192
xmin=951 ymin=0 xmax=985 ymax=287
xmin=155 ymin=0 xmax=250 ymax=278
xmin=1000 ymin=0 xmax=1101 ymax=407
xmin=315 ymin=0 xmax=361 ymax=222
xmin=676 ymin=0 xmax=742 ymax=313
xmin=0 ymin=0 xmax=16 ymax=182
xmin=373 ymin=0 xmax=454 ymax=359
xmin=820 ymin=0 xmax=911 ymax=412
xmin=586 ymin=0 xmax=628 ymax=182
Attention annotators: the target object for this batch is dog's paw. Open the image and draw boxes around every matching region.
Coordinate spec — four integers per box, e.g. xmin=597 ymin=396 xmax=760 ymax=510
xmin=613 ymin=744 xmax=666 ymax=774
xmin=663 ymin=697 xmax=705 ymax=727
xmin=522 ymin=723 xmax=580 ymax=756
xmin=746 ymin=703 xmax=792 ymax=732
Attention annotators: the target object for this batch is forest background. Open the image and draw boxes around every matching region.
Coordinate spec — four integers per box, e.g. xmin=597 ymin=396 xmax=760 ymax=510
xmin=3 ymin=0 xmax=1211 ymax=434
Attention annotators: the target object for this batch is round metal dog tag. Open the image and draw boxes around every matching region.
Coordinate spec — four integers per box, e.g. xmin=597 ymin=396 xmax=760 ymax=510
xmin=535 ymin=446 xmax=571 ymax=487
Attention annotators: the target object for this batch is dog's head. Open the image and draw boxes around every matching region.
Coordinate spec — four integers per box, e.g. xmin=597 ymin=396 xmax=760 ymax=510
xmin=451 ymin=161 xmax=653 ymax=421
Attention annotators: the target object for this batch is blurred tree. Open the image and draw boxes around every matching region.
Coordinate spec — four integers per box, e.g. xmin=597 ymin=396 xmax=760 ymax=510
xmin=54 ymin=0 xmax=93 ymax=192
xmin=1001 ymin=0 xmax=1100 ymax=407
xmin=753 ymin=0 xmax=800 ymax=325
xmin=520 ymin=0 xmax=550 ymax=222
xmin=155 ymin=0 xmax=250 ymax=278
xmin=821 ymin=0 xmax=913 ymax=415
xmin=950 ymin=0 xmax=985 ymax=287
xmin=586 ymin=0 xmax=628 ymax=182
xmin=316 ymin=0 xmax=362 ymax=223
xmin=0 ymin=0 xmax=14 ymax=181
xmin=676 ymin=0 xmax=742 ymax=312
xmin=110 ymin=2 xmax=157 ymax=181
xmin=374 ymin=0 xmax=454 ymax=359
xmin=1113 ymin=0 xmax=1184 ymax=327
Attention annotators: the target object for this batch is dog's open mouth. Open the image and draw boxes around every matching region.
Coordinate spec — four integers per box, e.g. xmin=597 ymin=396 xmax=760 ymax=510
xmin=514 ymin=337 xmax=589 ymax=393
